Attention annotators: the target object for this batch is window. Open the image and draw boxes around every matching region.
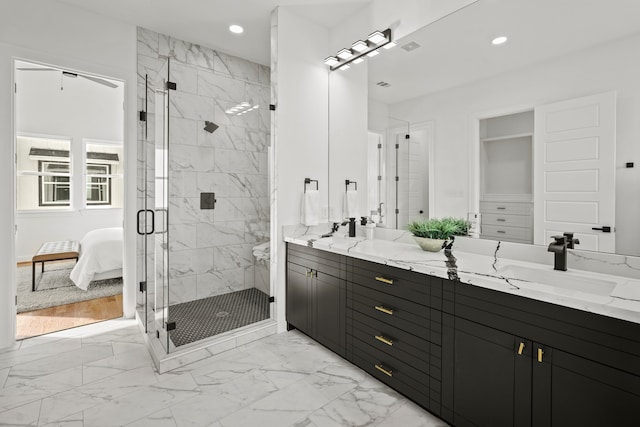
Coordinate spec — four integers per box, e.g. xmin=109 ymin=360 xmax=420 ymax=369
xmin=39 ymin=161 xmax=71 ymax=206
xmin=17 ymin=136 xmax=72 ymax=210
xmin=17 ymin=135 xmax=123 ymax=210
xmin=85 ymin=142 xmax=123 ymax=209
xmin=86 ymin=164 xmax=111 ymax=205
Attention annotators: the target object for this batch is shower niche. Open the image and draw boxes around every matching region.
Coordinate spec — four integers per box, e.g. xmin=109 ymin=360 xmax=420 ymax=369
xmin=136 ymin=28 xmax=274 ymax=368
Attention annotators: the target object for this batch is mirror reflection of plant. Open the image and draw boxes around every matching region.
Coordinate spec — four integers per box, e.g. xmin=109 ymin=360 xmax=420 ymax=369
xmin=407 ymin=217 xmax=469 ymax=240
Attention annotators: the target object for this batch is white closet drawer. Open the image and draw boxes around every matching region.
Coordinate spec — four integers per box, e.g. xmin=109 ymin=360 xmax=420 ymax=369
xmin=481 ymin=224 xmax=532 ymax=241
xmin=480 ymin=201 xmax=532 ymax=215
xmin=482 ymin=213 xmax=532 ymax=228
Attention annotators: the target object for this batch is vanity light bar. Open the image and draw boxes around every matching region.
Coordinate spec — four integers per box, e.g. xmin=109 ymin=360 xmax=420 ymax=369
xmin=325 ymin=28 xmax=393 ymax=71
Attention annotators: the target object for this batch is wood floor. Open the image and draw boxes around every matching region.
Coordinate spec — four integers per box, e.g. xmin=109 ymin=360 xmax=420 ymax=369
xmin=16 ymin=294 xmax=123 ymax=340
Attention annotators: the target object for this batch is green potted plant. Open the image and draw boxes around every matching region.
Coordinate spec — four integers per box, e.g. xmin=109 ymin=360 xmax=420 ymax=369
xmin=407 ymin=217 xmax=470 ymax=252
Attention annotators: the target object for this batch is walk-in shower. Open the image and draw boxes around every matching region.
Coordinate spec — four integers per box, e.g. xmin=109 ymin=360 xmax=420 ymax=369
xmin=136 ymin=28 xmax=273 ymax=363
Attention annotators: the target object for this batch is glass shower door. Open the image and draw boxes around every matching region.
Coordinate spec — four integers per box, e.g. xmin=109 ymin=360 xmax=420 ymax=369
xmin=153 ymin=59 xmax=171 ymax=352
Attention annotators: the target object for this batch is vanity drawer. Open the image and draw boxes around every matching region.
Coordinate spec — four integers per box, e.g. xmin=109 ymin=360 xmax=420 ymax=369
xmin=352 ymin=338 xmax=432 ymax=407
xmin=482 ymin=213 xmax=532 ymax=228
xmin=350 ymin=309 xmax=430 ymax=359
xmin=481 ymin=224 xmax=532 ymax=241
xmin=348 ymin=283 xmax=434 ymax=339
xmin=349 ymin=258 xmax=441 ymax=308
xmin=480 ymin=201 xmax=532 ymax=215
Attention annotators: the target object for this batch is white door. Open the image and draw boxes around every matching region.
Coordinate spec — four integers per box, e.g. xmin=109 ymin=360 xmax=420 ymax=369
xmin=533 ymin=91 xmax=616 ymax=252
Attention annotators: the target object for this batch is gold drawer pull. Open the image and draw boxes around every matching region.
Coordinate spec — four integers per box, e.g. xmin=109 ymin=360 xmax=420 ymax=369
xmin=517 ymin=342 xmax=525 ymax=355
xmin=537 ymin=348 xmax=544 ymax=363
xmin=375 ymin=364 xmax=393 ymax=377
xmin=375 ymin=276 xmax=394 ymax=285
xmin=374 ymin=305 xmax=394 ymax=316
xmin=375 ymin=335 xmax=394 ymax=346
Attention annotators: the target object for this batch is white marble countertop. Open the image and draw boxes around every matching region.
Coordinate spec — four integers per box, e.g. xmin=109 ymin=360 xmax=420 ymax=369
xmin=283 ymin=224 xmax=640 ymax=325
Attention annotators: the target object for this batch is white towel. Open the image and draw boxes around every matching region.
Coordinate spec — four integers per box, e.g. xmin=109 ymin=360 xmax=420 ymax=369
xmin=343 ymin=190 xmax=359 ymax=219
xmin=301 ymin=190 xmax=320 ymax=226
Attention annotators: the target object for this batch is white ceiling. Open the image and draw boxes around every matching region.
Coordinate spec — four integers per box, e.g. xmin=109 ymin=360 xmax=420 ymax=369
xmin=57 ymin=0 xmax=370 ymax=66
xmin=368 ymin=0 xmax=640 ymax=104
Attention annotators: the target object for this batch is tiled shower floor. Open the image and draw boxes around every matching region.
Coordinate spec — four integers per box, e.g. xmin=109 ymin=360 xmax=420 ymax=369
xmin=168 ymin=288 xmax=270 ymax=347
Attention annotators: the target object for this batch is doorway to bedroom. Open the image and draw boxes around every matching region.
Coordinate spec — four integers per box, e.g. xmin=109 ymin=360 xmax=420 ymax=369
xmin=13 ymin=59 xmax=125 ymax=339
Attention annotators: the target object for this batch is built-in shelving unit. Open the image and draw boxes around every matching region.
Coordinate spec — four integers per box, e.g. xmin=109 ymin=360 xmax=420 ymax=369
xmin=479 ymin=111 xmax=534 ymax=243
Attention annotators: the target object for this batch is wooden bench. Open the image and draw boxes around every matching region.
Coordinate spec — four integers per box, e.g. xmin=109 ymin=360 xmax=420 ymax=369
xmin=32 ymin=240 xmax=80 ymax=291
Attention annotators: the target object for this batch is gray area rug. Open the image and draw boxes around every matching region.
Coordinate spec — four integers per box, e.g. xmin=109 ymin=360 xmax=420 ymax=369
xmin=17 ymin=261 xmax=122 ymax=313
xmin=169 ymin=288 xmax=269 ymax=347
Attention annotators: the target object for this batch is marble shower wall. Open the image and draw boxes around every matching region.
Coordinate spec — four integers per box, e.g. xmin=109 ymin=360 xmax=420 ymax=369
xmin=137 ymin=27 xmax=271 ymax=305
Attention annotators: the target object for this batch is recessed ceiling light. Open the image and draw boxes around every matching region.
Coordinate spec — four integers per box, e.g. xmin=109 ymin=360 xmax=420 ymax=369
xmin=352 ymin=57 xmax=364 ymax=65
xmin=229 ymin=25 xmax=244 ymax=34
xmin=367 ymin=50 xmax=380 ymax=58
xmin=492 ymin=36 xmax=508 ymax=45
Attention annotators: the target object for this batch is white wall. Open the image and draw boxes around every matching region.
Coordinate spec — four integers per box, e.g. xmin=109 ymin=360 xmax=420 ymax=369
xmin=0 ymin=0 xmax=137 ymax=349
xmin=370 ymin=0 xmax=478 ymax=39
xmin=15 ymin=64 xmax=124 ymax=262
xmin=389 ymin=33 xmax=640 ymax=256
xmin=328 ymin=66 xmax=369 ymax=221
xmin=274 ymin=7 xmax=330 ymax=332
xmin=368 ymin=99 xmax=390 ymax=134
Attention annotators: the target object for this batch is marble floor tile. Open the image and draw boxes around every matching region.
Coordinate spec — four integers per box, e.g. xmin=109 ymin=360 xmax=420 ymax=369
xmin=0 ymin=366 xmax=9 ymax=389
xmin=0 ymin=399 xmax=41 ymax=426
xmin=0 ymin=319 xmax=447 ymax=427
xmin=374 ymin=400 xmax=449 ymax=427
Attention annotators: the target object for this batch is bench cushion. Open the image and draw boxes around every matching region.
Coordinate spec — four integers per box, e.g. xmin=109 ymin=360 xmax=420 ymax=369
xmin=33 ymin=240 xmax=80 ymax=263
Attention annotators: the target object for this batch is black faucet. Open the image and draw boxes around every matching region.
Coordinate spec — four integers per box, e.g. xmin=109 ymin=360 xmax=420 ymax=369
xmin=548 ymin=235 xmax=568 ymax=271
xmin=563 ymin=232 xmax=580 ymax=249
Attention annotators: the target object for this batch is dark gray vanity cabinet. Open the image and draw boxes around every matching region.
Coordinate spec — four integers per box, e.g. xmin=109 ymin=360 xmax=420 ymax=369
xmin=452 ymin=317 xmax=533 ymax=427
xmin=286 ymin=243 xmax=346 ymax=356
xmin=450 ymin=282 xmax=640 ymax=427
xmin=285 ymin=243 xmax=640 ymax=427
xmin=345 ymin=257 xmax=445 ymax=416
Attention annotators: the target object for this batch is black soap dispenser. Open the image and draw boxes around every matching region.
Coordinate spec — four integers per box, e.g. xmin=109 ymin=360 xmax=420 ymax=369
xmin=348 ymin=217 xmax=356 ymax=237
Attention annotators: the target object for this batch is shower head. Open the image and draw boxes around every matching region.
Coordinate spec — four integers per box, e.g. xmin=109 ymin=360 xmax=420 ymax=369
xmin=204 ymin=121 xmax=219 ymax=133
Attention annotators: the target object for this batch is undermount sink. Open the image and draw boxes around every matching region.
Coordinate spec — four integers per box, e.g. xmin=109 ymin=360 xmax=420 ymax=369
xmin=497 ymin=264 xmax=617 ymax=303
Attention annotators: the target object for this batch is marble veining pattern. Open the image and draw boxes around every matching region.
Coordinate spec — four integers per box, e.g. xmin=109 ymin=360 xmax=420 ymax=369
xmin=138 ymin=26 xmax=271 ymax=309
xmin=0 ymin=320 xmax=446 ymax=426
xmin=283 ymin=225 xmax=640 ymax=325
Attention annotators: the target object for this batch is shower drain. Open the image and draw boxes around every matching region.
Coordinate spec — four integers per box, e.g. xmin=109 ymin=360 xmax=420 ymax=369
xmin=215 ymin=311 xmax=230 ymax=318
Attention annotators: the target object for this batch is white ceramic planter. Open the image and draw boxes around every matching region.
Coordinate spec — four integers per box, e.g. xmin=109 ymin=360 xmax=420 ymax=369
xmin=413 ymin=236 xmax=446 ymax=252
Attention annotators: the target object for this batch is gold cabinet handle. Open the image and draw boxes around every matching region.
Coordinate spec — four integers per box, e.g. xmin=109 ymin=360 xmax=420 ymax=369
xmin=306 ymin=268 xmax=312 ymax=278
xmin=375 ymin=335 xmax=393 ymax=346
xmin=518 ymin=342 xmax=525 ymax=355
xmin=375 ymin=276 xmax=394 ymax=285
xmin=375 ymin=364 xmax=393 ymax=377
xmin=537 ymin=348 xmax=544 ymax=363
xmin=374 ymin=305 xmax=394 ymax=316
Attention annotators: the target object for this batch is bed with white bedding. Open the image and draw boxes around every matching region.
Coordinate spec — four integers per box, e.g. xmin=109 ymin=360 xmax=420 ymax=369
xmin=70 ymin=227 xmax=123 ymax=290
